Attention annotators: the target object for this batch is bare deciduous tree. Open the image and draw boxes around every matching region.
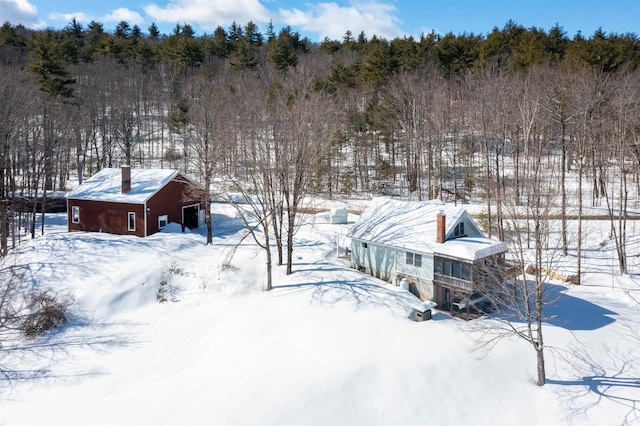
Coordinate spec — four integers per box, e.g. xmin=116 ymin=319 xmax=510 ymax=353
xmin=475 ymin=124 xmax=563 ymax=387
xmin=267 ymin=69 xmax=340 ymax=275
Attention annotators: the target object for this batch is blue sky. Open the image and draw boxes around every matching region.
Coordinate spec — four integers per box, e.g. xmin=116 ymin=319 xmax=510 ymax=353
xmin=2 ymin=0 xmax=638 ymax=41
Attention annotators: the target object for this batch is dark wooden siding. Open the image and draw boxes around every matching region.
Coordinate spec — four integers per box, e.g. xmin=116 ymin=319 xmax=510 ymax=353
xmin=146 ymin=179 xmax=203 ymax=235
xmin=67 ymin=199 xmax=145 ymax=237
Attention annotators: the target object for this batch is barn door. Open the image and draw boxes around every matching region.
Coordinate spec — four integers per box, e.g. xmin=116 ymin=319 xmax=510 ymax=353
xmin=182 ymin=205 xmax=199 ymax=229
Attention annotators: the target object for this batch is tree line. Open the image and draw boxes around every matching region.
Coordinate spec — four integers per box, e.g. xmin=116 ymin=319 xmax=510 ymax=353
xmin=2 ymin=19 xmax=639 ymax=74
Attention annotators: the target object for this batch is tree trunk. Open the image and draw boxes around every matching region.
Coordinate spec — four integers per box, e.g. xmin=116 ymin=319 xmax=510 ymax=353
xmin=577 ymin=159 xmax=583 ymax=284
xmin=561 ymin=122 xmax=568 ymax=256
xmin=536 ymin=345 xmax=546 ymax=386
xmin=286 ymin=210 xmax=295 ymax=275
xmin=0 ymin=200 xmax=8 ymax=256
xmin=205 ymin=200 xmax=212 ymax=245
xmin=264 ymin=231 xmax=272 ymax=291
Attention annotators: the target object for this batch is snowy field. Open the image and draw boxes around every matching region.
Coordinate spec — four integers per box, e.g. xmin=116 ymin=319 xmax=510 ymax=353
xmin=1 ymin=202 xmax=639 ymax=425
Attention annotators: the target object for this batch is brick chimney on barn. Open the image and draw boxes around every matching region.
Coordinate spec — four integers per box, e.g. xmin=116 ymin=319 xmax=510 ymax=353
xmin=436 ymin=210 xmax=446 ymax=243
xmin=121 ymin=165 xmax=131 ymax=194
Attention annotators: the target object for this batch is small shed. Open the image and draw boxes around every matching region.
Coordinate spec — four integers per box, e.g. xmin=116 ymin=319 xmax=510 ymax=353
xmin=67 ymin=166 xmax=205 ymax=237
xmin=412 ymin=300 xmax=437 ymax=322
xmin=329 ymin=203 xmax=348 ymax=224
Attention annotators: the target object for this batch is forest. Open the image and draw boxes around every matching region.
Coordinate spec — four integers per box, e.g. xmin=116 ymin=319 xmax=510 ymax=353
xmin=1 ymin=18 xmax=640 ymax=279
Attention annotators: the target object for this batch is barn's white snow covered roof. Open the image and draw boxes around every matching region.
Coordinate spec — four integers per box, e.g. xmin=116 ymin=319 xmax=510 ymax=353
xmin=348 ymin=197 xmax=507 ymax=261
xmin=67 ymin=168 xmax=179 ymax=204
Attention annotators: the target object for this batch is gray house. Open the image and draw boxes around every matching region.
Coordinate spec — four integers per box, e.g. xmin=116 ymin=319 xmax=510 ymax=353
xmin=348 ymin=198 xmax=510 ymax=311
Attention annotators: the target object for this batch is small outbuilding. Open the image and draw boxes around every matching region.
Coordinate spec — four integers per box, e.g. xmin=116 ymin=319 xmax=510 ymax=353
xmin=348 ymin=197 xmax=515 ymax=311
xmin=67 ymin=166 xmax=205 ymax=237
xmin=329 ymin=203 xmax=349 ymax=224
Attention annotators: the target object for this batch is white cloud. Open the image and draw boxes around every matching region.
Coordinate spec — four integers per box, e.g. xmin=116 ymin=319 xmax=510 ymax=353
xmin=0 ymin=0 xmax=45 ymax=28
xmin=103 ymin=8 xmax=144 ymax=26
xmin=143 ymin=0 xmax=403 ymax=40
xmin=3 ymin=0 xmax=404 ymax=40
xmin=418 ymin=25 xmax=438 ymax=37
xmin=278 ymin=1 xmax=403 ymax=41
xmin=48 ymin=12 xmax=93 ymax=24
xmin=144 ymin=0 xmax=271 ymax=30
xmin=49 ymin=8 xmax=143 ymax=27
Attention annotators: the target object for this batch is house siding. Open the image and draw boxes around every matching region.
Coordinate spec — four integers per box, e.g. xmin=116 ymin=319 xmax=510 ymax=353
xmin=445 ymin=214 xmax=481 ymax=240
xmin=351 ymin=239 xmax=394 ymax=280
xmin=350 ymin=238 xmax=436 ymax=300
xmin=67 ymin=199 xmax=145 ymax=237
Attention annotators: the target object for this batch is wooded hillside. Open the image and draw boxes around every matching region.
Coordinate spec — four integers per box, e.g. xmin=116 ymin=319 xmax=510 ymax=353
xmin=1 ymin=19 xmax=639 ymax=274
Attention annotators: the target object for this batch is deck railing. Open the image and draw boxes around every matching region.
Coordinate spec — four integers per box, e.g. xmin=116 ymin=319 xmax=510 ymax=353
xmin=433 ymin=273 xmax=473 ymax=291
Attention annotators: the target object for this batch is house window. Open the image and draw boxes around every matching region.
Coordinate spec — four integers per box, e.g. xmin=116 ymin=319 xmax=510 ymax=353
xmin=128 ymin=212 xmax=136 ymax=231
xmin=362 ymin=242 xmax=368 ymax=249
xmin=71 ymin=206 xmax=80 ymax=223
xmin=454 ymin=222 xmax=465 ymax=237
xmin=158 ymin=215 xmax=168 ymax=229
xmin=452 ymin=260 xmax=461 ymax=278
xmin=406 ymin=252 xmax=422 ymax=267
xmin=435 ymin=257 xmax=443 ymax=274
xmin=443 ymin=258 xmax=452 ymax=275
xmin=435 ymin=256 xmax=472 ymax=281
xmin=461 ymin=263 xmax=472 ymax=281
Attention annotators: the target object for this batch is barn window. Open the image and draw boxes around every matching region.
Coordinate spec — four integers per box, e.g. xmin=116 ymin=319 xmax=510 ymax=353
xmin=128 ymin=212 xmax=136 ymax=231
xmin=361 ymin=242 xmax=368 ymax=249
xmin=71 ymin=206 xmax=80 ymax=223
xmin=158 ymin=215 xmax=168 ymax=229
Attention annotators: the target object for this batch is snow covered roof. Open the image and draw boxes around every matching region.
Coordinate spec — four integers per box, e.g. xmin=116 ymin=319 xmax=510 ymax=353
xmin=348 ymin=197 xmax=507 ymax=261
xmin=414 ymin=300 xmax=437 ymax=312
xmin=67 ymin=168 xmax=181 ymax=204
xmin=433 ymin=236 xmax=507 ymax=260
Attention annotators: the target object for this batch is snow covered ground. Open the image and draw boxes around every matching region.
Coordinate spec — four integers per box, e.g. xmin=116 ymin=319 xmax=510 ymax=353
xmin=1 ymin=202 xmax=639 ymax=425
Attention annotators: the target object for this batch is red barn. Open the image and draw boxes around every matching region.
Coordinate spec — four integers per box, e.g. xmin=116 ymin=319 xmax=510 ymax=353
xmin=67 ymin=166 xmax=205 ymax=237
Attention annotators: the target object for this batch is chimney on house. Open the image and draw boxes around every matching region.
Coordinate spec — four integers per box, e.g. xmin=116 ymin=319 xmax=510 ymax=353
xmin=121 ymin=165 xmax=131 ymax=194
xmin=436 ymin=210 xmax=446 ymax=243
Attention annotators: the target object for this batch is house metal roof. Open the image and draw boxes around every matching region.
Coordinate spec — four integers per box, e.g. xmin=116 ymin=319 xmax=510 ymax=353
xmin=348 ymin=197 xmax=507 ymax=261
xmin=66 ymin=168 xmax=180 ymax=204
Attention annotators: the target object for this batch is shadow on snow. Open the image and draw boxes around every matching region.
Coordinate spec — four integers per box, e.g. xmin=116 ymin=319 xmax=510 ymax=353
xmin=543 ymin=283 xmax=618 ymax=331
xmin=0 ymin=315 xmax=140 ymax=398
xmin=272 ymin=263 xmax=419 ymax=316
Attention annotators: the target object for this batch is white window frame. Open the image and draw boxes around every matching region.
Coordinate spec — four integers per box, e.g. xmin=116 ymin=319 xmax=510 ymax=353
xmin=128 ymin=212 xmax=136 ymax=231
xmin=71 ymin=206 xmax=80 ymax=224
xmin=406 ymin=252 xmax=422 ymax=268
xmin=158 ymin=215 xmax=168 ymax=229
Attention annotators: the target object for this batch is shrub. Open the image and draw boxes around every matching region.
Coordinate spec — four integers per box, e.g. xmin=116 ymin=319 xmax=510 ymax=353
xmin=157 ymin=260 xmax=183 ymax=303
xmin=22 ymin=289 xmax=73 ymax=338
xmin=157 ymin=278 xmax=170 ymax=303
